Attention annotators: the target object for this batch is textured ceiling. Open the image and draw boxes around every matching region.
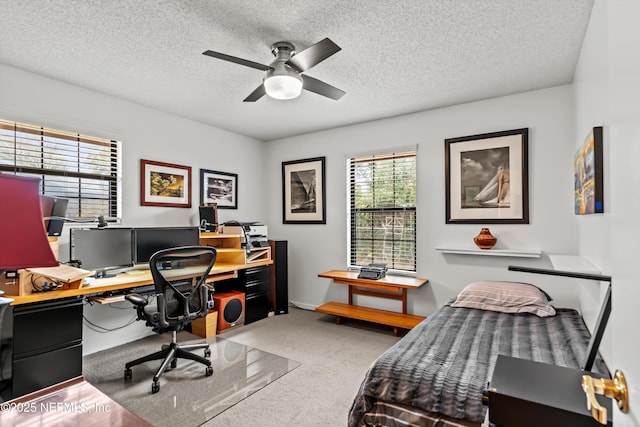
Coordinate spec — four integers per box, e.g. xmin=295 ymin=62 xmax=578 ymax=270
xmin=0 ymin=0 xmax=594 ymax=141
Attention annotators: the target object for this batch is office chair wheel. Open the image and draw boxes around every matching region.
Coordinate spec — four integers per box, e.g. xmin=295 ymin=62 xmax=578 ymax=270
xmin=204 ymin=348 xmax=211 ymax=357
xmin=124 ymin=368 xmax=132 ymax=380
xmin=206 ymin=366 xmax=213 ymax=376
xmin=170 ymin=358 xmax=177 ymax=369
xmin=152 ymin=381 xmax=160 ymax=393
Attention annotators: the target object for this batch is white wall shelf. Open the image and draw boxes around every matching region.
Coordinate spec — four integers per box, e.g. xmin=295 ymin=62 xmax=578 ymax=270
xmin=435 ymin=246 xmax=542 ymax=258
xmin=548 ymin=255 xmax=601 ymax=275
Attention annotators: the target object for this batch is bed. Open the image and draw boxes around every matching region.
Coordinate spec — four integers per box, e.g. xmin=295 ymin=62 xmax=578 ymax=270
xmin=348 ymin=281 xmax=609 ymax=427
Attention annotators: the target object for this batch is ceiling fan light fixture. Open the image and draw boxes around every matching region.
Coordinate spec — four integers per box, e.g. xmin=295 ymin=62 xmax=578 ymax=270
xmin=203 ymin=38 xmax=344 ymax=102
xmin=264 ymin=73 xmax=303 ymax=100
xmin=263 ymin=59 xmax=303 ymax=100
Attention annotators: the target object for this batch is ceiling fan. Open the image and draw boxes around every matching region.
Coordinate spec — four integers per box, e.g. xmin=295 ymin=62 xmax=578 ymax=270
xmin=202 ymin=38 xmax=345 ymax=102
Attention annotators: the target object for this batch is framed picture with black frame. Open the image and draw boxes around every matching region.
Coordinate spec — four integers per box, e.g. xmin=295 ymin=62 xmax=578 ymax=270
xmin=282 ymin=156 xmax=326 ymax=224
xmin=199 ymin=169 xmax=238 ymax=209
xmin=445 ymin=128 xmax=529 ymax=224
xmin=574 ymin=126 xmax=604 ymax=215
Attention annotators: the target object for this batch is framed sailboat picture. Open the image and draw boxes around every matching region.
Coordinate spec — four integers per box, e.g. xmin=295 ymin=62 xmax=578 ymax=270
xmin=282 ymin=156 xmax=326 ymax=224
xmin=445 ymin=128 xmax=529 ymax=224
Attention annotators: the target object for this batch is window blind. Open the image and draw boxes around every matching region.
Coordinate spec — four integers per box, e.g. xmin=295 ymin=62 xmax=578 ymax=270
xmin=0 ymin=119 xmax=121 ymax=220
xmin=348 ymin=149 xmax=417 ymax=272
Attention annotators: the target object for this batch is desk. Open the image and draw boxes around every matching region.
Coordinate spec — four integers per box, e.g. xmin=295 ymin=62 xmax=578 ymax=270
xmin=8 ymin=260 xmax=271 ymax=306
xmin=317 ymin=270 xmax=428 ymax=336
xmin=0 ymin=259 xmax=272 ymax=401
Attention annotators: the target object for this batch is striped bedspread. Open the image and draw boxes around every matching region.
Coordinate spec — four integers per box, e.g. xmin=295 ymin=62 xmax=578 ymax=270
xmin=348 ymin=303 xmax=607 ymax=427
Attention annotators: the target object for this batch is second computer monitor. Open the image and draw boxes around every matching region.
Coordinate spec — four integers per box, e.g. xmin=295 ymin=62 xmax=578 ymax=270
xmin=133 ymin=226 xmax=200 ymax=264
xmin=70 ymin=228 xmax=134 ymax=278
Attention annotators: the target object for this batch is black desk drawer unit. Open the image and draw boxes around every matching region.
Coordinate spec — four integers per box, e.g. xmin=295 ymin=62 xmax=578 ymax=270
xmin=12 ymin=343 xmax=82 ymax=397
xmin=0 ymin=304 xmax=13 ymax=401
xmin=13 ymin=298 xmax=83 ymax=356
xmin=242 ymin=266 xmax=271 ymax=325
xmin=487 ymin=355 xmax=611 ymax=427
xmin=10 ymin=297 xmax=83 ymax=399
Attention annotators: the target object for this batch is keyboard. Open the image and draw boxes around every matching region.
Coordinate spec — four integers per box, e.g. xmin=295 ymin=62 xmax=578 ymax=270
xmin=132 ymin=284 xmax=156 ymax=295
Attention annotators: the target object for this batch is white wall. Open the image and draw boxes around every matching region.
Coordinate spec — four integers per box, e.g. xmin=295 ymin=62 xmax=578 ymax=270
xmin=0 ymin=64 xmax=267 ymax=354
xmin=265 ymin=86 xmax=581 ymax=316
xmin=575 ymin=2 xmax=640 ymax=419
xmin=572 ymin=0 xmax=613 ymax=364
xmin=0 ymin=51 xmax=605 ymax=356
xmin=606 ymin=1 xmax=640 ymax=421
xmin=573 ymin=0 xmax=611 ymax=277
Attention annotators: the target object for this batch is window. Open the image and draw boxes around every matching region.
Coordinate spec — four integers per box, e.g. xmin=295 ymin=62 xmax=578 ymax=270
xmin=0 ymin=119 xmax=121 ymax=220
xmin=348 ymin=149 xmax=417 ymax=273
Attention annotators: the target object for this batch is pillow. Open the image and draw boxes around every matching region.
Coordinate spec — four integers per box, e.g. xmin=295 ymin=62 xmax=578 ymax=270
xmin=450 ymin=281 xmax=556 ymax=317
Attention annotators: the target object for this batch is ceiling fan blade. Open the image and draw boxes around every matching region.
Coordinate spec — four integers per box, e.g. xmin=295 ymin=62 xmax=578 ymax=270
xmin=301 ymin=75 xmax=345 ymax=100
xmin=243 ymin=84 xmax=266 ymax=102
xmin=287 ymin=38 xmax=341 ymax=72
xmin=203 ymin=50 xmax=273 ymax=72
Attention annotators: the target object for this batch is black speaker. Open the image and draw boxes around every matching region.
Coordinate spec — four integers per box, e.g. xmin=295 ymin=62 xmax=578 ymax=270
xmin=269 ymin=240 xmax=288 ymax=315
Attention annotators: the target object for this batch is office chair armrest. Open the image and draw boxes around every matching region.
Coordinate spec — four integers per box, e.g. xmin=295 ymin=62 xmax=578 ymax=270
xmin=125 ymin=293 xmax=148 ymax=307
xmin=126 ymin=293 xmax=154 ymax=323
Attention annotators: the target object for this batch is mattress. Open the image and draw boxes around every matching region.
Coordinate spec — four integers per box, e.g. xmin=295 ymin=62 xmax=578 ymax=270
xmin=348 ymin=303 xmax=607 ymax=427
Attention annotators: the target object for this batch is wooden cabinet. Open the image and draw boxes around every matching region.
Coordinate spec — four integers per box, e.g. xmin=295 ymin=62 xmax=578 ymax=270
xmin=199 ymin=232 xmax=271 ymax=266
xmin=199 ymin=232 xmax=246 ymax=265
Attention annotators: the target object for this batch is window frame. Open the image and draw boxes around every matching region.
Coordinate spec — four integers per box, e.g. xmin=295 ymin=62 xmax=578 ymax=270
xmin=0 ymin=119 xmax=122 ymax=222
xmin=347 ymin=148 xmax=417 ymax=275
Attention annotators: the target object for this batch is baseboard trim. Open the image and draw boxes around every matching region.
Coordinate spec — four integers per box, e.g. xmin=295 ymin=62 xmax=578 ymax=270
xmin=289 ymin=301 xmax=317 ymax=311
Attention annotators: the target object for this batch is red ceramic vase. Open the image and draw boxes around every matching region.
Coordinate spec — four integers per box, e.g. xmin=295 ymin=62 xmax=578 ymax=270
xmin=474 ymin=228 xmax=497 ymax=250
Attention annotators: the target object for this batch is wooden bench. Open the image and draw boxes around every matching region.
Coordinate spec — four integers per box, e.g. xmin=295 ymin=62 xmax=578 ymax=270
xmin=316 ymin=301 xmax=426 ymax=336
xmin=317 ymin=270 xmax=428 ymax=336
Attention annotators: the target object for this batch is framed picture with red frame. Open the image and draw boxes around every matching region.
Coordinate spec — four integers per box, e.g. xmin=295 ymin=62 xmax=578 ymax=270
xmin=140 ymin=159 xmax=192 ymax=208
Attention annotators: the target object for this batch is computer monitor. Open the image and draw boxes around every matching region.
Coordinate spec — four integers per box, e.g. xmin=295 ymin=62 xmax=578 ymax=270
xmin=40 ymin=195 xmax=69 ymax=236
xmin=133 ymin=226 xmax=200 ymax=265
xmin=69 ymin=228 xmax=134 ymax=278
xmin=199 ymin=204 xmax=218 ymax=232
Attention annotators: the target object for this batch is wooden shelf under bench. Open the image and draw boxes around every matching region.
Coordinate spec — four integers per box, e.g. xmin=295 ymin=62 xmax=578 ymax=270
xmin=317 ymin=270 xmax=428 ymax=336
xmin=316 ymin=301 xmax=426 ymax=336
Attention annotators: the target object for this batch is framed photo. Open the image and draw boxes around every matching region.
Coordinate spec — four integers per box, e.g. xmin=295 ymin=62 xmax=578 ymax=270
xmin=574 ymin=126 xmax=604 ymax=214
xmin=140 ymin=159 xmax=192 ymax=208
xmin=282 ymin=156 xmax=326 ymax=224
xmin=200 ymin=169 xmax=238 ymax=209
xmin=445 ymin=128 xmax=529 ymax=224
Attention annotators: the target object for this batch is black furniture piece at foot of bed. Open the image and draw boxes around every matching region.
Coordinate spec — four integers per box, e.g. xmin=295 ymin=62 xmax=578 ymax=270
xmin=488 ymin=355 xmax=612 ymax=427
xmin=348 ymin=301 xmax=609 ymax=427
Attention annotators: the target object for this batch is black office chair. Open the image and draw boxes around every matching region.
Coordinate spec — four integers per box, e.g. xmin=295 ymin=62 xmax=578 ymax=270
xmin=124 ymin=246 xmax=216 ymax=393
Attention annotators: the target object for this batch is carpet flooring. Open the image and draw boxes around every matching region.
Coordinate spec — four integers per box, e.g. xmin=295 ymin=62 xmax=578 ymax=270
xmin=84 ymin=334 xmax=299 ymax=426
xmin=84 ymin=307 xmax=400 ymax=426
